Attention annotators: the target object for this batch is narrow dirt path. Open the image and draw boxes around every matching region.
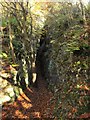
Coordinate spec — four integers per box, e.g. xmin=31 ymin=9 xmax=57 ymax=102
xmin=2 ymin=65 xmax=55 ymax=119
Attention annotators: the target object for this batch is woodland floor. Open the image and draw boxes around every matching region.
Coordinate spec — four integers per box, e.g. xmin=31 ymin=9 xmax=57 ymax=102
xmin=2 ymin=62 xmax=55 ymax=120
xmin=1 ymin=59 xmax=90 ymax=120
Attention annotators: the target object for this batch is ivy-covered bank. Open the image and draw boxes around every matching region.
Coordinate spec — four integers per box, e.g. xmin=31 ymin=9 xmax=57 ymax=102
xmin=41 ymin=2 xmax=90 ymax=119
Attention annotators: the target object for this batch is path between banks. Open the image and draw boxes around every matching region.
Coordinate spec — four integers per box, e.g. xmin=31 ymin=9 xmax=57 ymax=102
xmin=2 ymin=69 xmax=55 ymax=120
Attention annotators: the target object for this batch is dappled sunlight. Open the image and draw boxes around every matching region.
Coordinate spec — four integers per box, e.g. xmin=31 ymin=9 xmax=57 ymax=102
xmin=30 ymin=112 xmax=41 ymax=118
xmin=32 ymin=73 xmax=37 ymax=83
xmin=27 ymin=87 xmax=33 ymax=93
xmin=0 ymin=72 xmax=11 ymax=78
xmin=13 ymin=98 xmax=32 ymax=110
xmin=32 ymin=62 xmax=37 ymax=83
xmin=17 ymin=90 xmax=32 ymax=102
xmin=15 ymin=110 xmax=24 ymax=118
xmin=21 ymin=102 xmax=32 ymax=109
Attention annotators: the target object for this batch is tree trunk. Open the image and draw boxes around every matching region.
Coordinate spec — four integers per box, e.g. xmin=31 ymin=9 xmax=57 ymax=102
xmin=8 ymin=24 xmax=16 ymax=63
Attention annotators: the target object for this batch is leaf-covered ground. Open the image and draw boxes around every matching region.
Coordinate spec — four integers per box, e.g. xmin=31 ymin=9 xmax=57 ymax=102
xmin=2 ymin=68 xmax=55 ymax=119
xmin=1 ymin=52 xmax=90 ymax=120
xmin=1 ymin=60 xmax=90 ymax=120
